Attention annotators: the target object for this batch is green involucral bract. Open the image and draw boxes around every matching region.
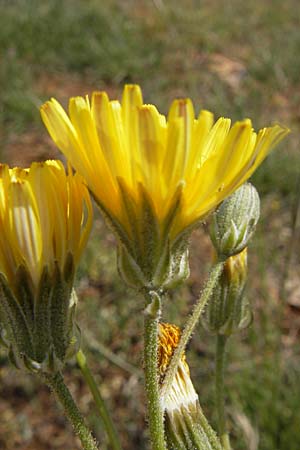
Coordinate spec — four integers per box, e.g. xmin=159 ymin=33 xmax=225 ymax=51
xmin=159 ymin=324 xmax=222 ymax=450
xmin=96 ymin=181 xmax=191 ymax=290
xmin=0 ymin=254 xmax=80 ymax=373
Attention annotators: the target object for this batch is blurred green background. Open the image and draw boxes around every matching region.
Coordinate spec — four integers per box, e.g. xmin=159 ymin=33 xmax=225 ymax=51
xmin=0 ymin=0 xmax=300 ymax=449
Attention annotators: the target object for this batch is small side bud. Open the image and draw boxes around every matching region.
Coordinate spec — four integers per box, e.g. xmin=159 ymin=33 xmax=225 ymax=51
xmin=203 ymin=248 xmax=252 ymax=336
xmin=210 ymin=183 xmax=260 ymax=258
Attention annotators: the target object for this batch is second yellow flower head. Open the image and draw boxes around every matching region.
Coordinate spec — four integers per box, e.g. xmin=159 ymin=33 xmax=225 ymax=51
xmin=0 ymin=161 xmax=92 ymax=370
xmin=0 ymin=160 xmax=92 ymax=290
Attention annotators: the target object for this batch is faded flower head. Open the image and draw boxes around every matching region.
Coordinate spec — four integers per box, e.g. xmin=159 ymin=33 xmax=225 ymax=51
xmin=158 ymin=323 xmax=198 ymax=412
xmin=158 ymin=323 xmax=222 ymax=449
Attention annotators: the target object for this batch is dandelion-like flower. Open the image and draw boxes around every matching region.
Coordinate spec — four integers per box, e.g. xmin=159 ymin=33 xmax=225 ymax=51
xmin=41 ymin=85 xmax=289 ymax=289
xmin=0 ymin=161 xmax=92 ymax=371
xmin=158 ymin=323 xmax=222 ymax=449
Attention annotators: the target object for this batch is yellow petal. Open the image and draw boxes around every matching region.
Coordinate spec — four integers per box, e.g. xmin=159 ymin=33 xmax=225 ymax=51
xmin=41 ymin=85 xmax=290 ymax=245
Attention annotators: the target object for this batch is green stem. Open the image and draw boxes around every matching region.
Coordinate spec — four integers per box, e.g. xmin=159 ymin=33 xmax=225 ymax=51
xmin=215 ymin=334 xmax=231 ymax=450
xmin=76 ymin=349 xmax=122 ymax=450
xmin=161 ymin=261 xmax=224 ymax=401
xmin=143 ymin=291 xmax=167 ymax=450
xmin=42 ymin=371 xmax=98 ymax=450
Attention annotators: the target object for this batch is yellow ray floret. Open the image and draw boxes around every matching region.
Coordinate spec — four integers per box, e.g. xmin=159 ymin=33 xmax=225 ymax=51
xmin=0 ymin=160 xmax=92 ymax=289
xmin=41 ymin=85 xmax=289 ymax=243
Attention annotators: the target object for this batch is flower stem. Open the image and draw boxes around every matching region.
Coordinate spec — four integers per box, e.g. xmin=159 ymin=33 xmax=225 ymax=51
xmin=161 ymin=261 xmax=224 ymax=401
xmin=143 ymin=291 xmax=167 ymax=450
xmin=215 ymin=334 xmax=232 ymax=450
xmin=76 ymin=349 xmax=122 ymax=450
xmin=41 ymin=371 xmax=98 ymax=450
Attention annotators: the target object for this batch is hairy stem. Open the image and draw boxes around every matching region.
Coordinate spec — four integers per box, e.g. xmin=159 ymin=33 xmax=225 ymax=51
xmin=42 ymin=371 xmax=98 ymax=450
xmin=215 ymin=334 xmax=232 ymax=450
xmin=143 ymin=291 xmax=167 ymax=450
xmin=161 ymin=261 xmax=224 ymax=401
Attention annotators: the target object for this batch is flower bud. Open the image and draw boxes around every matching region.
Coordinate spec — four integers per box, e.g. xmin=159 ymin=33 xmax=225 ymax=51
xmin=210 ymin=183 xmax=260 ymax=258
xmin=203 ymin=248 xmax=252 ymax=336
xmin=158 ymin=323 xmax=222 ymax=449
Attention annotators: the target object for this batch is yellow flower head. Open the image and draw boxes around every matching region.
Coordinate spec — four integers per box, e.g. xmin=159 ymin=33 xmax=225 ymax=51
xmin=0 ymin=160 xmax=92 ymax=371
xmin=0 ymin=160 xmax=92 ymax=290
xmin=41 ymin=85 xmax=289 ymax=288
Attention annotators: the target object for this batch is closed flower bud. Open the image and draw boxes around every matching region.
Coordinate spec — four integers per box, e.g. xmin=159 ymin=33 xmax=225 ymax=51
xmin=158 ymin=323 xmax=222 ymax=450
xmin=203 ymin=248 xmax=252 ymax=336
xmin=210 ymin=183 xmax=260 ymax=258
xmin=0 ymin=161 xmax=92 ymax=372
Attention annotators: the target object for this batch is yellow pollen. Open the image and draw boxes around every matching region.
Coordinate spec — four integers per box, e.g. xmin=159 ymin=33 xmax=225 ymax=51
xmin=158 ymin=323 xmax=188 ymax=379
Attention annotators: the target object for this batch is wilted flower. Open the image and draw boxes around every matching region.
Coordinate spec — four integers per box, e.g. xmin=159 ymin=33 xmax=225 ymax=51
xmin=41 ymin=85 xmax=288 ymax=289
xmin=158 ymin=323 xmax=222 ymax=449
xmin=0 ymin=161 xmax=92 ymax=371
